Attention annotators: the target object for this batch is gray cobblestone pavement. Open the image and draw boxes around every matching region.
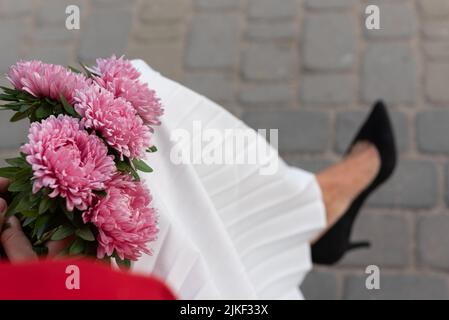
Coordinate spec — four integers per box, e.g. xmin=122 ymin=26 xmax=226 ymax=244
xmin=1 ymin=0 xmax=449 ymax=299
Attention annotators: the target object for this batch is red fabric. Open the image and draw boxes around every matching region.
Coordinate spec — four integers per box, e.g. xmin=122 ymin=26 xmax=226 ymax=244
xmin=0 ymin=258 xmax=176 ymax=300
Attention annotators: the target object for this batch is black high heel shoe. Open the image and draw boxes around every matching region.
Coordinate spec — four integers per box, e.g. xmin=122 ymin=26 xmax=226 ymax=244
xmin=311 ymin=100 xmax=397 ymax=265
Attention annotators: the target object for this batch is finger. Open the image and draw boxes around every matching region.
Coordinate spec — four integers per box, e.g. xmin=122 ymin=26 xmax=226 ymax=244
xmin=0 ymin=198 xmax=7 ymax=228
xmin=0 ymin=178 xmax=10 ymax=194
xmin=46 ymin=236 xmax=75 ymax=257
xmin=0 ymin=198 xmax=7 ymax=258
xmin=1 ymin=216 xmax=38 ymax=263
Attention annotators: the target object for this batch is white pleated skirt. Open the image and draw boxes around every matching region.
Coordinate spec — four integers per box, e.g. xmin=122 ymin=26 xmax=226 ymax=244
xmin=130 ymin=60 xmax=327 ymax=300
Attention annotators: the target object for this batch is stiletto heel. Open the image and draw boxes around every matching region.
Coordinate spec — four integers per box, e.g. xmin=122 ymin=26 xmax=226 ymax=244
xmin=311 ymin=100 xmax=397 ymax=265
xmin=347 ymin=241 xmax=371 ymax=251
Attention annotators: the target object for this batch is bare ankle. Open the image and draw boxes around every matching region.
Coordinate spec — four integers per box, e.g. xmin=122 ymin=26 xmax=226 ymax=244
xmin=317 ymin=142 xmax=380 ymax=229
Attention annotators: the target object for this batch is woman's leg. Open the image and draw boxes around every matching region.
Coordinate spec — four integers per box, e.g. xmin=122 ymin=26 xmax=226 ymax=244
xmin=315 ymin=141 xmax=380 ymax=236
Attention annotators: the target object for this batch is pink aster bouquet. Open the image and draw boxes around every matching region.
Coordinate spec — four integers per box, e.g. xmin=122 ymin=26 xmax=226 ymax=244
xmin=0 ymin=56 xmax=163 ymax=267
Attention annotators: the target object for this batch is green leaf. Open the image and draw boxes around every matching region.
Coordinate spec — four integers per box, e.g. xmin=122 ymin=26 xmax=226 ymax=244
xmin=69 ymin=238 xmax=85 ymax=255
xmin=19 ymin=105 xmax=30 ymax=113
xmin=146 ymin=146 xmax=158 ymax=153
xmin=8 ymin=179 xmax=31 ymax=192
xmin=0 ymin=85 xmax=12 ymax=90
xmin=131 ymin=170 xmax=140 ymax=181
xmin=53 ymin=104 xmax=63 ymax=114
xmin=132 ymin=159 xmax=153 ymax=173
xmin=72 ymin=212 xmax=84 ymax=229
xmin=115 ymin=160 xmax=130 ymax=172
xmin=23 ymin=216 xmax=36 ymax=227
xmin=34 ymin=214 xmax=51 ymax=239
xmin=45 ymin=98 xmax=57 ymax=106
xmin=68 ymin=66 xmax=82 ymax=74
xmin=5 ymin=192 xmax=26 ymax=217
xmin=93 ymin=190 xmax=107 ymax=198
xmin=15 ymin=168 xmax=33 ymax=183
xmin=76 ymin=226 xmax=95 ymax=241
xmin=5 ymin=157 xmax=29 ymax=168
xmin=59 ymin=93 xmax=78 ymax=117
xmin=0 ymin=94 xmax=19 ymax=102
xmin=35 ymin=105 xmax=53 ymax=119
xmin=62 ymin=206 xmax=74 ymax=222
xmin=78 ymin=62 xmax=100 ymax=78
xmin=1 ymin=104 xmax=21 ymax=111
xmin=15 ymin=190 xmax=35 ymax=214
xmin=51 ymin=224 xmax=75 ymax=241
xmin=21 ymin=210 xmax=39 ymax=218
xmin=10 ymin=110 xmax=29 ymax=122
xmin=38 ymin=196 xmax=52 ymax=215
xmin=28 ymin=190 xmax=42 ymax=204
xmin=114 ymin=253 xmax=131 ymax=270
xmin=0 ymin=167 xmax=21 ymax=179
xmin=48 ymin=200 xmax=58 ymax=214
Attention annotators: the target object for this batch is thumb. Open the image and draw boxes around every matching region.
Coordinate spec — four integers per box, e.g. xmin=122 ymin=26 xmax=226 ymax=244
xmin=0 ymin=200 xmax=38 ymax=263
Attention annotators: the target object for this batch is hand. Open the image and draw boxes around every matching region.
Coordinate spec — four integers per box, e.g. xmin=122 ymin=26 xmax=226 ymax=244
xmin=0 ymin=177 xmax=71 ymax=263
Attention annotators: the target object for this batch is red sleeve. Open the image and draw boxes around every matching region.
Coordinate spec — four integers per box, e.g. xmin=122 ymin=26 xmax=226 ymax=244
xmin=0 ymin=258 xmax=176 ymax=300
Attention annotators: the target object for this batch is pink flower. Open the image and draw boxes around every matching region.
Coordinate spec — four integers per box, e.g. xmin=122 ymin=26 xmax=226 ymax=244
xmin=21 ymin=115 xmax=116 ymax=212
xmin=94 ymin=55 xmax=141 ymax=81
xmin=7 ymin=60 xmax=89 ymax=104
xmin=83 ymin=174 xmax=158 ymax=261
xmin=96 ymin=77 xmax=163 ymax=128
xmin=74 ymin=87 xmax=152 ymax=159
xmin=93 ymin=56 xmax=163 ymax=127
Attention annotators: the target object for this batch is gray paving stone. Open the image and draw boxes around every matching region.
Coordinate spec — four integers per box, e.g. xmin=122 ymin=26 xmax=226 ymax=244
xmin=0 ymin=112 xmax=29 ymax=149
xmin=367 ymin=160 xmax=437 ymax=209
xmin=195 ymin=0 xmax=240 ymax=10
xmin=0 ymin=77 xmax=9 ymax=88
xmin=420 ymin=0 xmax=449 ymax=18
xmin=242 ymin=110 xmax=330 ymax=153
xmin=423 ymin=21 xmax=449 ymax=40
xmin=36 ymin=0 xmax=85 ymax=26
xmin=248 ymin=0 xmax=297 ymax=20
xmin=241 ymin=43 xmax=296 ymax=81
xmin=424 ymin=42 xmax=449 ymax=60
xmin=183 ymin=73 xmax=235 ymax=103
xmin=302 ymin=12 xmax=357 ymax=71
xmin=92 ymin=0 xmax=136 ymax=8
xmin=246 ymin=21 xmax=298 ymax=41
xmin=0 ymin=0 xmax=32 ymax=16
xmin=305 ymin=0 xmax=354 ymax=9
xmin=0 ymin=149 xmax=20 ymax=167
xmin=417 ymin=215 xmax=449 ymax=270
xmin=335 ymin=110 xmax=409 ymax=153
xmin=127 ymin=41 xmax=184 ymax=81
xmin=301 ymin=270 xmax=339 ymax=300
xmin=417 ymin=110 xmax=449 ymax=153
xmin=446 ymin=165 xmax=449 ymax=206
xmin=300 ymin=73 xmax=356 ymax=105
xmin=32 ymin=27 xmax=78 ymax=43
xmin=0 ymin=19 xmax=26 ymax=73
xmin=78 ymin=10 xmax=133 ymax=63
xmin=133 ymin=23 xmax=184 ymax=42
xmin=26 ymin=46 xmax=73 ymax=66
xmin=1 ymin=0 xmax=449 ymax=299
xmin=339 ymin=213 xmax=412 ymax=268
xmin=344 ymin=273 xmax=449 ymax=300
xmin=361 ymin=43 xmax=417 ymax=104
xmin=140 ymin=0 xmax=191 ymax=22
xmin=285 ymin=158 xmax=333 ymax=174
xmin=239 ymin=84 xmax=296 ymax=107
xmin=185 ymin=14 xmax=241 ymax=69
xmin=425 ymin=62 xmax=449 ymax=103
xmin=364 ymin=2 xmax=417 ymax=39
